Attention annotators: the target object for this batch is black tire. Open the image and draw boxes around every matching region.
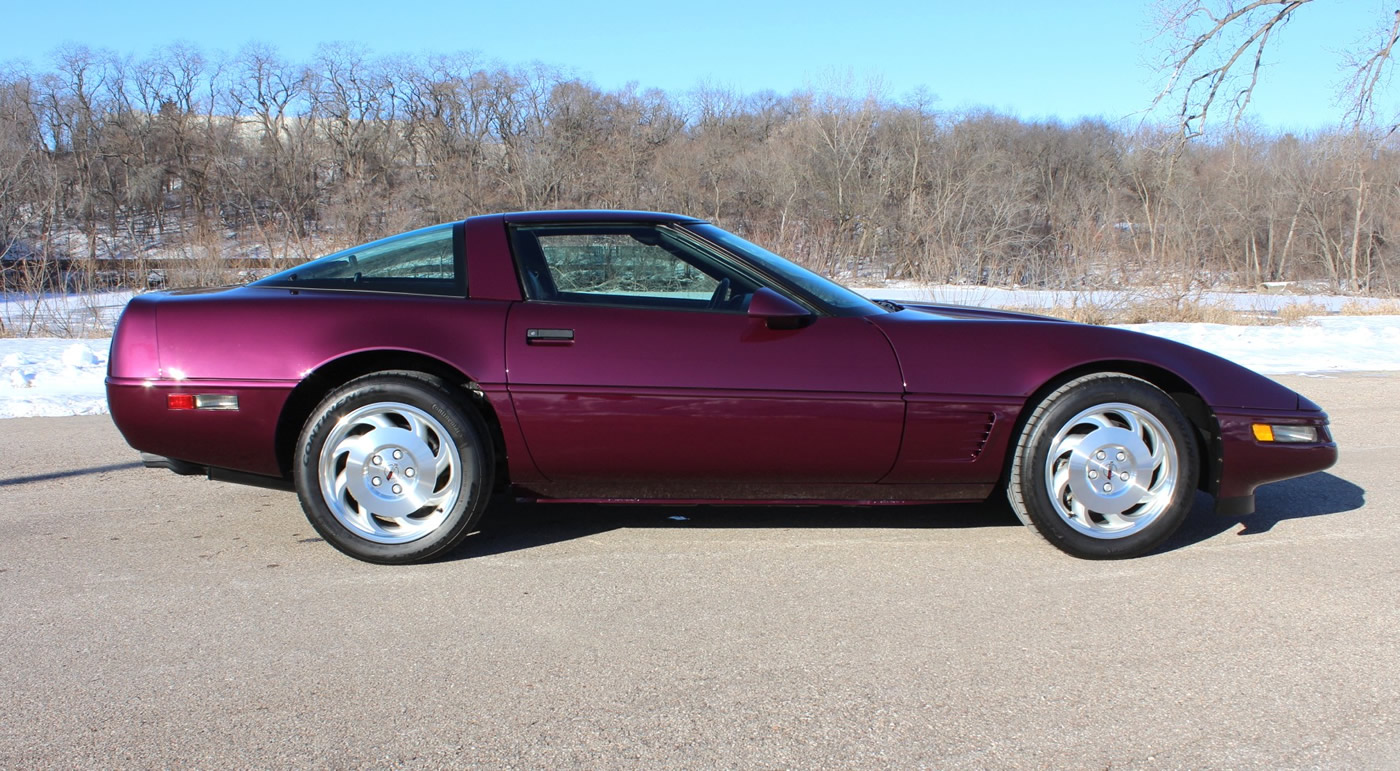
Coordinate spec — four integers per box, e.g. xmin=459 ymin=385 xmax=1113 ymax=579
xmin=293 ymin=371 xmax=493 ymax=564
xmin=1007 ymin=373 xmax=1199 ymax=559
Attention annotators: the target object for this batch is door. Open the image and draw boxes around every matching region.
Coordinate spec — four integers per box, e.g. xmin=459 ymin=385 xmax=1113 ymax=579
xmin=503 ymin=222 xmax=905 ymax=485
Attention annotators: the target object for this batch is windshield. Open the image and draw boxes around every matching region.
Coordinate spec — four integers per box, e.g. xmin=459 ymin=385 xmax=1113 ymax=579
xmin=683 ymin=224 xmax=883 ymax=316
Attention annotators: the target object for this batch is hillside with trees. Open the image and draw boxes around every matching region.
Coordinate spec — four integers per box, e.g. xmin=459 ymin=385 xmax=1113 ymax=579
xmin=1 ymin=43 xmax=1396 ymax=295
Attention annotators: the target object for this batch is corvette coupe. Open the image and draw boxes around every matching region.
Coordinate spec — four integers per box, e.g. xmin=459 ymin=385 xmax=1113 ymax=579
xmin=106 ymin=210 xmax=1337 ymax=563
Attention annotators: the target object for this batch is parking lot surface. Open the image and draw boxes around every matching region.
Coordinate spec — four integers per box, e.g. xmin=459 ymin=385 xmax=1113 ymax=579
xmin=1 ymin=374 xmax=1396 ymax=768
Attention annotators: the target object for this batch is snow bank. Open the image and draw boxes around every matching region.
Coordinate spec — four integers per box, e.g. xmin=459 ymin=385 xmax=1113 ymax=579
xmin=1118 ymin=316 xmax=1400 ymax=375
xmin=0 ymin=339 xmax=111 ymax=418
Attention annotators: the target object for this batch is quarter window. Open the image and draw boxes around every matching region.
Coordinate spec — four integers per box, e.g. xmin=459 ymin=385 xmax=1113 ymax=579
xmin=256 ymin=224 xmax=462 ymax=295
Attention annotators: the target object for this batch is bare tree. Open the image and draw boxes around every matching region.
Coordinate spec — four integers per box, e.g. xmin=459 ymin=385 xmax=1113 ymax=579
xmin=1155 ymin=1 xmax=1400 ymax=137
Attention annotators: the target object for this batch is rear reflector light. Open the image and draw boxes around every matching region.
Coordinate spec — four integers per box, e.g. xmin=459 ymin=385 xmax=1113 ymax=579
xmin=195 ymin=394 xmax=239 ymax=411
xmin=167 ymin=394 xmax=238 ymax=411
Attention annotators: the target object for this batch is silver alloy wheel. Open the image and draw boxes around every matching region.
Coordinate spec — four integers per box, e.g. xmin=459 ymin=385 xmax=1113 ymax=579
xmin=1042 ymin=401 xmax=1178 ymax=539
xmin=317 ymin=401 xmax=466 ymax=544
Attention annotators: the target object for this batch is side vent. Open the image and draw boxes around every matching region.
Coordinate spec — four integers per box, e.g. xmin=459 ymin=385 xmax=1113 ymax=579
xmin=918 ymin=411 xmax=996 ymax=462
xmin=969 ymin=414 xmax=995 ymax=460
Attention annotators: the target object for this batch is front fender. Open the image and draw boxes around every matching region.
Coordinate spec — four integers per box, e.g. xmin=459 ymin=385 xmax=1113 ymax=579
xmin=871 ymin=312 xmax=1299 ymax=410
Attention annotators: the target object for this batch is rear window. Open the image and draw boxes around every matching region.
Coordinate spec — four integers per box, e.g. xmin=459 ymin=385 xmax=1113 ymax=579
xmin=255 ymin=224 xmax=463 ymax=295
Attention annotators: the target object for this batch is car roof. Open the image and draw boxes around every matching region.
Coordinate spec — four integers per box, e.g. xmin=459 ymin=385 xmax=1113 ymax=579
xmin=486 ymin=210 xmax=706 ymax=225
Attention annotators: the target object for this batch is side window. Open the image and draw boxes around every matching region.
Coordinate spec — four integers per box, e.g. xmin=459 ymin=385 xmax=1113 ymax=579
xmin=511 ymin=225 xmax=759 ymax=311
xmin=256 ymin=224 xmax=462 ymax=295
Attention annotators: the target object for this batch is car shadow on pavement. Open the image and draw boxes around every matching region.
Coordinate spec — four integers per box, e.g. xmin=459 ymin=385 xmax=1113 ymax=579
xmin=1158 ymin=471 xmax=1366 ymax=554
xmin=453 ymin=471 xmax=1365 ymax=561
xmin=0 ymin=461 xmax=143 ymax=488
xmin=456 ymin=497 xmax=1022 ymax=560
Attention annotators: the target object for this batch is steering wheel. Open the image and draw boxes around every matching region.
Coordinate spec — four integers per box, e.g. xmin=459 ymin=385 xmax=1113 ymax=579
xmin=707 ymin=277 xmax=732 ymax=310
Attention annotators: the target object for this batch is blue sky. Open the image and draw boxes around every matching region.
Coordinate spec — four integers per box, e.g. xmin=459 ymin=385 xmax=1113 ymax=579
xmin=4 ymin=0 xmax=1394 ymax=131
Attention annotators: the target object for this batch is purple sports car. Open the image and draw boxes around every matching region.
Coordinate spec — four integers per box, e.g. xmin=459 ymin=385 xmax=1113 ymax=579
xmin=106 ymin=211 xmax=1337 ymax=563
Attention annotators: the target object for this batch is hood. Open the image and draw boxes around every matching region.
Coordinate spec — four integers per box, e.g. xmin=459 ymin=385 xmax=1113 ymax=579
xmin=885 ymin=301 xmax=1072 ymax=324
xmin=158 ymin=285 xmax=246 ymax=298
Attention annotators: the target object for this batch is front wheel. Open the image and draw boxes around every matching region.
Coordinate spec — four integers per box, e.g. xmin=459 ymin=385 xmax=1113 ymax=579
xmin=1007 ymin=373 xmax=1199 ymax=559
xmin=293 ymin=372 xmax=492 ymax=564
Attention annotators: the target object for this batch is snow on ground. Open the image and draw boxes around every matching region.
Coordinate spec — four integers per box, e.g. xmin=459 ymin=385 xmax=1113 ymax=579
xmin=1 ymin=290 xmax=1398 ymax=420
xmin=1119 ymin=316 xmax=1400 ymax=375
xmin=1 ymin=338 xmax=111 ymax=418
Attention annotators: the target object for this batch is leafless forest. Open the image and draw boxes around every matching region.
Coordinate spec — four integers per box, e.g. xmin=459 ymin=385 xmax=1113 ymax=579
xmin=1 ymin=43 xmax=1398 ymax=295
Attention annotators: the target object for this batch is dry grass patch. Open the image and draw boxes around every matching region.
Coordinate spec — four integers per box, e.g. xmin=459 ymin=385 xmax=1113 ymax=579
xmin=1275 ymin=302 xmax=1330 ymax=324
xmin=1338 ymin=299 xmax=1400 ymax=315
xmin=997 ymin=292 xmax=1400 ymax=326
xmin=1000 ymin=294 xmax=1248 ymax=325
xmin=997 ymin=301 xmax=1112 ymax=325
xmin=1112 ymin=296 xmax=1241 ymax=325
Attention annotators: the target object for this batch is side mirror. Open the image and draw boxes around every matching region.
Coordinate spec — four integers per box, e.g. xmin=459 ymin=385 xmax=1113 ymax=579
xmin=747 ymin=287 xmax=816 ymax=330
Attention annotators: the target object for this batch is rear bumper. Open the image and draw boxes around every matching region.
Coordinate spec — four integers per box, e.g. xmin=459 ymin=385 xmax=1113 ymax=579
xmin=140 ymin=452 xmax=204 ymax=475
xmin=138 ymin=452 xmax=294 ymax=491
xmin=1214 ymin=408 xmax=1337 ymax=512
xmin=107 ymin=377 xmax=295 ymax=477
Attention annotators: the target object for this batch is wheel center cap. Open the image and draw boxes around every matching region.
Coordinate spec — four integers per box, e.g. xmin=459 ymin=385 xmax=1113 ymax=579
xmin=341 ymin=427 xmax=433 ymax=517
xmin=1066 ymin=426 xmax=1153 ymax=514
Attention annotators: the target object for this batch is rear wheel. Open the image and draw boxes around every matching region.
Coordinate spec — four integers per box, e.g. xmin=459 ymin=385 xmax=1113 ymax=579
xmin=1007 ymin=373 xmax=1199 ymax=559
xmin=293 ymin=372 xmax=492 ymax=564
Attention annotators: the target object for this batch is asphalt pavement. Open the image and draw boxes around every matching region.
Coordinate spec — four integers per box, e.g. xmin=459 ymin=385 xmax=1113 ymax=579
xmin=0 ymin=373 xmax=1396 ymax=769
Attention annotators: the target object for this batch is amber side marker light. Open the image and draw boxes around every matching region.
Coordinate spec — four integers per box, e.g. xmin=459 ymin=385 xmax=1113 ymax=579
xmin=1252 ymin=424 xmax=1319 ymax=443
xmin=167 ymin=394 xmax=239 ymax=411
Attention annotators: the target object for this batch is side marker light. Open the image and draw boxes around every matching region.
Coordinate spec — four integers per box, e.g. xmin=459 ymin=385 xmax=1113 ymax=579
xmin=168 ymin=394 xmax=196 ymax=410
xmin=167 ymin=394 xmax=239 ymax=411
xmin=1252 ymin=424 xmax=1319 ymax=443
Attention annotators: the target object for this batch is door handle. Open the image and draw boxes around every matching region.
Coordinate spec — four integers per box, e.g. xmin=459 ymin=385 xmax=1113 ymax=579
xmin=526 ymin=328 xmax=575 ymax=345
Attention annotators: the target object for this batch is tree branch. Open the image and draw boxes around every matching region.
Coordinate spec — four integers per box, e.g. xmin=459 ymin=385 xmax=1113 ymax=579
xmin=1344 ymin=9 xmax=1400 ymax=132
xmin=1151 ymin=0 xmax=1312 ymax=140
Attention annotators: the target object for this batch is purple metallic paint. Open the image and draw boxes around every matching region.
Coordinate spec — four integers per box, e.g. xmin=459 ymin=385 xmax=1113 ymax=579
xmin=107 ymin=380 xmax=291 ymax=475
xmin=511 ymin=482 xmax=995 ymax=504
xmin=879 ymin=396 xmax=1018 ymax=485
xmin=147 ymin=288 xmax=509 ymax=383
xmin=870 ymin=308 xmax=1301 ymax=411
xmin=746 ymin=286 xmax=812 ymax=321
xmin=478 ymin=383 xmax=546 ymax=485
xmin=464 ymin=214 xmax=524 ymax=302
xmin=503 ymin=301 xmax=904 ymax=484
xmin=1214 ymin=409 xmax=1336 ymax=499
xmin=508 ymin=386 xmax=905 ymax=484
xmin=106 ymin=297 xmax=159 ymax=379
xmin=105 ymin=210 xmax=1338 ymax=514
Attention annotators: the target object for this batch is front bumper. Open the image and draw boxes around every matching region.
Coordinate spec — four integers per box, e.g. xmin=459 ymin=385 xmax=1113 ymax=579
xmin=1213 ymin=407 xmax=1337 ymax=514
